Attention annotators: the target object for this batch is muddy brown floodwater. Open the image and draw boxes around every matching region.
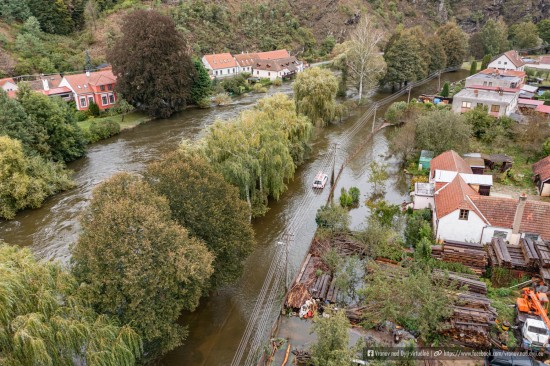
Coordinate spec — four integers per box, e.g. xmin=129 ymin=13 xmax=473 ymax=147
xmin=0 ymin=70 xmax=468 ymax=366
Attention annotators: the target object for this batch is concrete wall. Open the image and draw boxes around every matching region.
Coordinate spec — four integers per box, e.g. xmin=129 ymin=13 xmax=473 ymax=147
xmin=413 ymin=195 xmax=433 ymax=210
xmin=436 ymin=209 xmax=485 ymax=243
xmin=451 ymin=93 xmax=518 ymax=117
xmin=480 ymin=226 xmax=512 ymax=244
xmin=540 ymin=182 xmax=550 ymax=197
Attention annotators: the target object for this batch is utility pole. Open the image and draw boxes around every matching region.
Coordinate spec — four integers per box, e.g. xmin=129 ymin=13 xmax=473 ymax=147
xmin=330 ymin=143 xmax=337 ymax=187
xmin=372 ymin=105 xmax=377 ymax=133
xmin=438 ymin=71 xmax=442 ymax=92
xmin=407 ymin=85 xmax=412 ymax=104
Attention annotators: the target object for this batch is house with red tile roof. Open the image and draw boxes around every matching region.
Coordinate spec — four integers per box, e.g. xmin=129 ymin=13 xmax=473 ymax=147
xmin=59 ymin=69 xmax=117 ymax=111
xmin=252 ymin=56 xmax=304 ymax=81
xmin=0 ymin=77 xmax=17 ymax=93
xmin=488 ymin=50 xmax=525 ymax=71
xmin=202 ymin=53 xmax=239 ymax=78
xmin=234 ymin=52 xmax=258 ymax=74
xmin=414 ymin=150 xmax=550 ymax=243
xmin=533 ymin=156 xmax=550 ymax=196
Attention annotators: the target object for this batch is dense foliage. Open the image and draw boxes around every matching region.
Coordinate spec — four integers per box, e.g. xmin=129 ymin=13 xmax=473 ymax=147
xmin=311 ymin=309 xmax=354 ymax=366
xmin=87 ymin=118 xmax=121 ymax=143
xmin=199 ymin=93 xmax=312 ymax=216
xmin=436 ymin=22 xmax=468 ymax=68
xmin=108 ymin=10 xmax=196 ymax=118
xmin=190 ymin=59 xmax=212 ymax=105
xmin=294 ymin=67 xmax=339 ymax=126
xmin=72 ymin=173 xmax=214 ymax=360
xmin=0 ymin=244 xmax=142 ymax=365
xmin=145 ymin=150 xmax=255 ymax=289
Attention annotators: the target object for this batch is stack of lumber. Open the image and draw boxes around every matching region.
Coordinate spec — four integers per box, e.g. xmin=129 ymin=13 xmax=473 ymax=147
xmin=286 ymin=283 xmax=312 ymax=309
xmin=431 ymin=245 xmax=443 ymax=259
xmin=433 ymin=269 xmax=487 ymax=295
xmin=438 ymin=240 xmax=487 ymax=275
xmin=535 ymin=240 xmax=550 ymax=268
xmin=520 ymin=238 xmax=539 ymax=267
xmin=443 ymin=303 xmax=497 ymax=347
xmin=490 ymin=238 xmax=512 ymax=267
xmin=308 ymin=273 xmax=339 ymax=303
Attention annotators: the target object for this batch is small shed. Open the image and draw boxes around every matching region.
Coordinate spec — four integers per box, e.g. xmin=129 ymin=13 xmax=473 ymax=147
xmin=419 ymin=150 xmax=434 ymax=170
xmin=464 ymin=156 xmax=485 ymax=175
xmin=484 ymin=154 xmax=513 ymax=172
xmin=533 ymin=156 xmax=550 ymax=196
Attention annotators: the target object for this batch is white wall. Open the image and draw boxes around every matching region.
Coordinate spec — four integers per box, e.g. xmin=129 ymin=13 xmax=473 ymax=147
xmin=480 ymin=227 xmax=512 ymax=244
xmin=253 ymin=69 xmax=282 ymax=81
xmin=540 ymin=182 xmax=550 ymax=197
xmin=436 ymin=209 xmax=485 ymax=243
xmin=1 ymin=81 xmax=17 ymax=92
xmin=413 ymin=195 xmax=434 ymax=210
xmin=488 ymin=55 xmax=524 ymax=71
xmin=211 ymin=67 xmax=237 ymax=78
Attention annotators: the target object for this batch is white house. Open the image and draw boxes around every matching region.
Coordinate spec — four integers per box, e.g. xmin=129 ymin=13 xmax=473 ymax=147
xmin=451 ymin=88 xmax=519 ymax=117
xmin=252 ymin=56 xmax=304 ymax=81
xmin=488 ymin=50 xmax=525 ymax=71
xmin=202 ymin=53 xmax=239 ymax=78
xmin=0 ymin=77 xmax=17 ymax=93
xmin=415 ymin=150 xmax=550 ymax=244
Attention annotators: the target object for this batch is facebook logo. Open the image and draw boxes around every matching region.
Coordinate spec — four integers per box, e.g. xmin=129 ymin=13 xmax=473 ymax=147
xmin=366 ymin=350 xmax=374 ymax=357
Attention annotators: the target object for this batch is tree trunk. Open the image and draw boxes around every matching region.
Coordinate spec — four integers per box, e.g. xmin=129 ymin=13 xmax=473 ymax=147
xmin=358 ymin=73 xmax=363 ymax=102
xmin=245 ymin=184 xmax=252 ymax=222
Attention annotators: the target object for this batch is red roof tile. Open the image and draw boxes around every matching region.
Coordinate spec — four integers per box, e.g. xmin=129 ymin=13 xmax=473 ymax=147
xmin=430 ymin=151 xmax=472 ymax=177
xmin=38 ymin=86 xmax=71 ymax=96
xmin=503 ymin=50 xmax=525 ymax=68
xmin=539 ymin=56 xmax=550 ymax=65
xmin=518 ymin=98 xmax=544 ymax=106
xmin=535 ymin=104 xmax=550 ymax=114
xmin=533 ymin=156 xmax=550 ymax=183
xmin=256 ymin=49 xmax=290 ymax=60
xmin=469 ymin=195 xmax=517 ymax=228
xmin=434 ymin=175 xmax=482 ymax=220
xmin=63 ymin=70 xmax=116 ymax=96
xmin=0 ymin=77 xmax=15 ymax=88
xmin=203 ymin=53 xmax=238 ymax=70
xmin=234 ymin=53 xmax=259 ymax=67
xmin=521 ymin=201 xmax=550 ymax=240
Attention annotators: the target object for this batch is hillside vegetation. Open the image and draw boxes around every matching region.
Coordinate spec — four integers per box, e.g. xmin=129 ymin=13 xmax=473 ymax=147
xmin=0 ymin=0 xmax=549 ymax=77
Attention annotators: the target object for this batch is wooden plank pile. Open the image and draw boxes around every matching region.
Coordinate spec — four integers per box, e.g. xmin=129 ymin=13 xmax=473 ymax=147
xmin=433 ymin=269 xmax=487 ymax=295
xmin=535 ymin=240 xmax=550 ymax=268
xmin=521 ymin=238 xmax=539 ymax=267
xmin=489 ymin=237 xmax=512 ymax=267
xmin=437 ymin=240 xmax=487 ymax=275
xmin=308 ymin=273 xmax=339 ymax=303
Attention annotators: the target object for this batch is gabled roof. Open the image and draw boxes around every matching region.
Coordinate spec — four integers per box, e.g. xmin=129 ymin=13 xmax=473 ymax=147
xmin=63 ymin=70 xmax=116 ymax=96
xmin=254 ymin=57 xmax=300 ymax=72
xmin=518 ymin=98 xmax=544 ymax=106
xmin=38 ymin=86 xmax=71 ymax=96
xmin=469 ymin=195 xmax=517 ymax=228
xmin=430 ymin=151 xmax=472 ymax=177
xmin=502 ymin=50 xmax=525 ymax=68
xmin=434 ymin=175 xmax=484 ymax=220
xmin=533 ymin=156 xmax=550 ymax=183
xmin=0 ymin=77 xmax=15 ymax=87
xmin=521 ymin=201 xmax=550 ymax=240
xmin=203 ymin=53 xmax=238 ymax=70
xmin=256 ymin=49 xmax=290 ymax=60
xmin=234 ymin=53 xmax=259 ymax=67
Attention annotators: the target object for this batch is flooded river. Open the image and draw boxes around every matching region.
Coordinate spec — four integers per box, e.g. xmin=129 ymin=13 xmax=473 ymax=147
xmin=0 ymin=70 xmax=468 ymax=365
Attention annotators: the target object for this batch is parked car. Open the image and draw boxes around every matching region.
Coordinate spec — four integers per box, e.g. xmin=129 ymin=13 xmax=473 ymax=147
xmin=312 ymin=172 xmax=328 ymax=189
xmin=485 ymin=349 xmax=545 ymax=366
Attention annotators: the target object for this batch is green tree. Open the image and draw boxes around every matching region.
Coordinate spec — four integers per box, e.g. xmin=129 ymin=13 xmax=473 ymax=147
xmin=509 ymin=21 xmax=541 ymax=50
xmin=464 ymin=106 xmax=496 ymax=140
xmin=415 ymin=109 xmax=471 ymax=154
xmin=310 ymin=309 xmax=353 ymax=366
xmin=17 ymin=85 xmax=86 ymax=162
xmin=0 ymin=136 xmax=73 ymax=219
xmin=469 ymin=32 xmax=485 ymax=60
xmin=71 ymin=173 xmax=214 ymax=359
xmin=440 ymin=82 xmax=450 ymax=97
xmin=368 ymin=161 xmax=388 ymax=195
xmin=537 ymin=19 xmax=550 ymax=45
xmin=481 ymin=19 xmax=509 ymax=56
xmin=358 ymin=217 xmax=403 ymax=261
xmin=294 ymin=67 xmax=339 ymax=126
xmin=404 ymin=209 xmax=432 ymax=247
xmin=315 ymin=204 xmax=350 ymax=233
xmin=427 ymin=36 xmax=447 ymax=74
xmin=26 ymin=0 xmax=75 ymax=35
xmin=366 ymin=199 xmax=400 ymax=228
xmin=0 ymin=0 xmax=31 ymax=21
xmin=190 ymin=59 xmax=212 ymax=105
xmin=145 ymin=150 xmax=255 ymax=289
xmin=437 ymin=22 xmax=468 ymax=67
xmin=88 ymin=100 xmax=100 ymax=116
xmin=108 ymin=10 xmax=196 ymax=118
xmin=481 ymin=54 xmax=492 ymax=70
xmin=469 ymin=60 xmax=478 ymax=75
xmin=320 ymin=34 xmax=336 ymax=56
xmin=383 ymin=29 xmax=428 ymax=88
xmin=0 ymin=244 xmax=142 ymax=365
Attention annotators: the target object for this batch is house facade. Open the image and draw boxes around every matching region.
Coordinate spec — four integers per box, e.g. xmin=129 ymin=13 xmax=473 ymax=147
xmin=59 ymin=69 xmax=117 ymax=111
xmin=533 ymin=156 xmax=550 ymax=196
xmin=252 ymin=56 xmax=304 ymax=81
xmin=202 ymin=53 xmax=239 ymax=78
xmin=451 ymin=88 xmax=519 ymax=117
xmin=414 ymin=151 xmax=550 ymax=244
xmin=0 ymin=77 xmax=17 ymax=93
xmin=488 ymin=50 xmax=525 ymax=71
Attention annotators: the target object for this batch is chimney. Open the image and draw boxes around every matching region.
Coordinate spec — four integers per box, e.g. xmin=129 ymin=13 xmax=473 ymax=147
xmin=512 ymin=193 xmax=527 ymax=235
xmin=474 ymin=89 xmax=478 ymax=97
xmin=86 ymin=70 xmax=90 ymax=77
xmin=42 ymin=79 xmax=49 ymax=91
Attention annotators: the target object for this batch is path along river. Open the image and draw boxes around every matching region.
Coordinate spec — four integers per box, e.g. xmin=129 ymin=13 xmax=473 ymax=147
xmin=0 ymin=70 xmax=468 ymax=365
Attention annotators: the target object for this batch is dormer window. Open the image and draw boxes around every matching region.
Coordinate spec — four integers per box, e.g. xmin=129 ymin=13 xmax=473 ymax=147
xmin=108 ymin=84 xmax=113 ymax=91
xmin=100 ymin=85 xmax=105 ymax=91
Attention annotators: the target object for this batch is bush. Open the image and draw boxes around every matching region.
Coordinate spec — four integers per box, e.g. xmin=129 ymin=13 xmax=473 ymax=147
xmin=213 ymin=93 xmax=232 ymax=106
xmin=259 ymin=77 xmax=272 ymax=86
xmin=75 ymin=110 xmax=89 ymax=121
xmin=315 ymin=204 xmax=350 ymax=232
xmin=197 ymin=97 xmax=211 ymax=109
xmin=88 ymin=119 xmax=121 ymax=143
xmin=252 ymin=83 xmax=268 ymax=93
xmin=340 ymin=187 xmax=360 ymax=208
xmin=272 ymin=77 xmax=283 ymax=86
xmin=88 ymin=101 xmax=100 ymax=117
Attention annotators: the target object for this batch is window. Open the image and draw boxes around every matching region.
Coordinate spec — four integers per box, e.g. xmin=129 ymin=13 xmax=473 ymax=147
xmin=101 ymin=95 xmax=108 ymax=106
xmin=109 ymin=93 xmax=115 ymax=104
xmin=524 ymin=233 xmax=540 ymax=241
xmin=483 ymin=81 xmax=487 ymax=86
xmin=100 ymin=85 xmax=105 ymax=91
xmin=108 ymin=84 xmax=113 ymax=91
xmin=80 ymin=97 xmax=87 ymax=107
xmin=491 ymin=105 xmax=500 ymax=113
xmin=215 ymin=70 xmax=218 ymax=76
xmin=268 ymin=72 xmax=270 ymax=76
xmin=461 ymin=101 xmax=472 ymax=108
xmin=488 ymin=82 xmax=493 ymax=86
xmin=459 ymin=209 xmax=469 ymax=220
xmin=504 ymin=61 xmax=508 ymax=65
xmin=493 ymin=230 xmax=507 ymax=239
xmin=257 ymin=70 xmax=259 ymax=75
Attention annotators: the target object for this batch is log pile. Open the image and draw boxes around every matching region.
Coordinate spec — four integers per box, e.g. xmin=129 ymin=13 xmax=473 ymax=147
xmin=535 ymin=240 xmax=550 ymax=268
xmin=437 ymin=240 xmax=487 ymax=275
xmin=520 ymin=238 xmax=539 ymax=267
xmin=490 ymin=238 xmax=512 ymax=267
xmin=286 ymin=283 xmax=312 ymax=309
xmin=433 ymin=269 xmax=487 ymax=295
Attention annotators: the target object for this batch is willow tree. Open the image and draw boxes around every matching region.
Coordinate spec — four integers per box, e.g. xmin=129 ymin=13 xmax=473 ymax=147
xmin=72 ymin=173 xmax=214 ymax=359
xmin=0 ymin=244 xmax=142 ymax=366
xmin=294 ymin=67 xmax=339 ymax=126
xmin=145 ymin=151 xmax=255 ymax=289
xmin=255 ymin=93 xmax=313 ymax=164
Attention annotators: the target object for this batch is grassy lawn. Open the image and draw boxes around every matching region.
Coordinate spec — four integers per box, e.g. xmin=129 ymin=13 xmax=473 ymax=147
xmin=78 ymin=111 xmax=152 ymax=132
